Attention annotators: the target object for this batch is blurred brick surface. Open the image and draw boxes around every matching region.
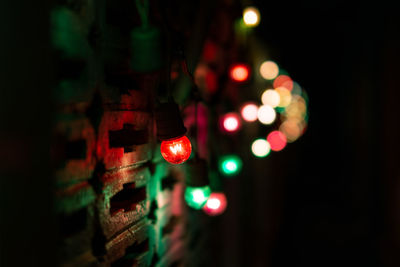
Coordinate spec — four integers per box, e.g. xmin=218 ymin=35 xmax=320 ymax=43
xmin=56 ymin=182 xmax=96 ymax=263
xmin=59 ymin=250 xmax=99 ymax=267
xmin=97 ymin=166 xmax=152 ymax=240
xmin=97 ymin=111 xmax=152 ymax=170
xmin=53 ymin=116 xmax=96 ymax=185
xmin=55 ymin=181 xmax=96 ymax=214
xmin=155 ymin=239 xmax=185 ymax=267
xmin=100 ymin=83 xmax=153 ymax=111
xmin=51 ymin=0 xmax=187 ymax=266
xmin=104 ymin=219 xmax=154 ymax=265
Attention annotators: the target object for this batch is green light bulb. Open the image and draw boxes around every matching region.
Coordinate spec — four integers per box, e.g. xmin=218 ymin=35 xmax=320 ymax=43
xmin=220 ymin=155 xmax=242 ymax=176
xmin=184 ymin=186 xmax=211 ymax=210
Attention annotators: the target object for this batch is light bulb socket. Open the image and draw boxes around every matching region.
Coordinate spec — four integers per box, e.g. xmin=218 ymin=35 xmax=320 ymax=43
xmin=130 ymin=26 xmax=162 ymax=72
xmin=155 ymin=102 xmax=187 ymax=140
xmin=209 ymin=170 xmax=223 ymax=191
xmin=185 ymin=158 xmax=209 ymax=187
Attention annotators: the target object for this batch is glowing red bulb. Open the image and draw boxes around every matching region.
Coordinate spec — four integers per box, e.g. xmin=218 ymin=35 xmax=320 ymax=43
xmin=222 ymin=113 xmax=241 ymax=132
xmin=203 ymin=192 xmax=227 ymax=216
xmin=160 ymin=136 xmax=192 ymax=164
xmin=267 ymin=131 xmax=287 ymax=151
xmin=230 ymin=64 xmax=250 ymax=82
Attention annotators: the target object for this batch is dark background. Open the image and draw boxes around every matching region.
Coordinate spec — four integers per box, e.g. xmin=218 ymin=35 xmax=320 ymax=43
xmin=208 ymin=1 xmax=400 ymax=267
xmin=1 ymin=0 xmax=400 ymax=266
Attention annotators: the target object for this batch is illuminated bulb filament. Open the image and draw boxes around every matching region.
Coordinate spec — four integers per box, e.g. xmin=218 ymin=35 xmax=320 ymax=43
xmin=160 ymin=136 xmax=192 ymax=164
xmin=169 ymin=143 xmax=182 ymax=154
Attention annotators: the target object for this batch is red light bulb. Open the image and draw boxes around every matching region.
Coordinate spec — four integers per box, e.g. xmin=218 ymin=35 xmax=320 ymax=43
xmin=203 ymin=192 xmax=227 ymax=216
xmin=160 ymin=136 xmax=192 ymax=164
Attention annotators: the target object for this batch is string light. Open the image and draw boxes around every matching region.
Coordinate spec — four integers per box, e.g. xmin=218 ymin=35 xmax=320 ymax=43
xmin=257 ymin=105 xmax=276 ymax=125
xmin=251 ymin=139 xmax=271 ymax=157
xmin=203 ymin=192 xmax=227 ymax=216
xmin=160 ymin=136 xmax=192 ymax=164
xmin=185 ymin=185 xmax=211 ymax=209
xmin=155 ymin=102 xmax=192 ymax=164
xmin=275 ymin=87 xmax=292 ymax=108
xmin=184 ymin=159 xmax=211 ymax=209
xmin=273 ymin=75 xmax=293 ymax=91
xmin=243 ymin=7 xmax=260 ymax=27
xmin=279 ymin=119 xmax=303 ymax=143
xmin=220 ymin=155 xmax=242 ymax=176
xmin=267 ymin=131 xmax=287 ymax=151
xmin=230 ymin=64 xmax=250 ymax=82
xmin=131 ymin=0 xmax=162 ymax=72
xmin=241 ymin=102 xmax=259 ymax=122
xmin=261 ymin=89 xmax=280 ymax=107
xmin=222 ymin=112 xmax=241 ymax=132
xmin=260 ymin=61 xmax=279 ymax=80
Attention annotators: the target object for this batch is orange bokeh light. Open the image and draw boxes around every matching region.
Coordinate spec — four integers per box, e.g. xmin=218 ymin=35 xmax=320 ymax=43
xmin=260 ymin=61 xmax=279 ymax=80
xmin=275 ymin=87 xmax=292 ymax=108
xmin=230 ymin=64 xmax=250 ymax=82
xmin=280 ymin=119 xmax=303 ymax=142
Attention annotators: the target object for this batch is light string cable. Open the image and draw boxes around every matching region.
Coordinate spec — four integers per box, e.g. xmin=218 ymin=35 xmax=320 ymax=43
xmin=135 ymin=0 xmax=149 ymax=29
xmin=179 ymin=48 xmax=202 ymax=160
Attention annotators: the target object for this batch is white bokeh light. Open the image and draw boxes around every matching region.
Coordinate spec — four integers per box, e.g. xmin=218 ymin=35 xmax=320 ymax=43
xmin=257 ymin=105 xmax=276 ymax=125
xmin=261 ymin=89 xmax=281 ymax=107
xmin=251 ymin=139 xmax=271 ymax=157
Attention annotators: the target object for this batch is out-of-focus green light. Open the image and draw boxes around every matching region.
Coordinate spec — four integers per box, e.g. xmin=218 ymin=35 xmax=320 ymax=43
xmin=184 ymin=186 xmax=211 ymax=210
xmin=220 ymin=155 xmax=242 ymax=176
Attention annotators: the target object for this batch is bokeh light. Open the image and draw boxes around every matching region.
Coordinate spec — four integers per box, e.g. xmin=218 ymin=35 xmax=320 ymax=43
xmin=273 ymin=75 xmax=293 ymax=91
xmin=257 ymin=105 xmax=276 ymax=125
xmin=194 ymin=63 xmax=218 ymax=93
xmin=260 ymin=61 xmax=279 ymax=80
xmin=267 ymin=131 xmax=287 ymax=151
xmin=251 ymin=139 xmax=271 ymax=157
xmin=203 ymin=192 xmax=227 ymax=216
xmin=202 ymin=40 xmax=218 ymax=63
xmin=291 ymin=81 xmax=302 ymax=96
xmin=241 ymin=102 xmax=259 ymax=122
xmin=243 ymin=7 xmax=260 ymax=27
xmin=261 ymin=89 xmax=280 ymax=107
xmin=220 ymin=155 xmax=242 ymax=176
xmin=185 ymin=186 xmax=211 ymax=209
xmin=301 ymin=89 xmax=310 ymax=107
xmin=275 ymin=87 xmax=292 ymax=108
xmin=222 ymin=112 xmax=241 ymax=132
xmin=230 ymin=64 xmax=249 ymax=82
xmin=279 ymin=119 xmax=303 ymax=142
xmin=284 ymin=95 xmax=307 ymax=120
